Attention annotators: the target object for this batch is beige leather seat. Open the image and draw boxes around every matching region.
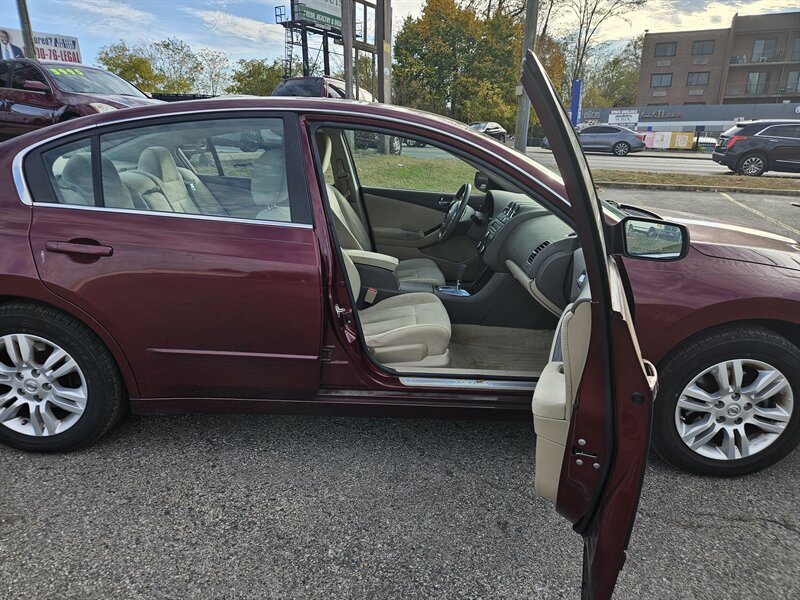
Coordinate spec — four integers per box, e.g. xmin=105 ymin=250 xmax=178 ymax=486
xmin=58 ymin=154 xmax=136 ymax=209
xmin=250 ymin=148 xmax=291 ymax=222
xmin=318 ymin=132 xmax=446 ymax=287
xmin=137 ymin=146 xmax=227 ymax=216
xmin=342 ymin=252 xmax=451 ymax=368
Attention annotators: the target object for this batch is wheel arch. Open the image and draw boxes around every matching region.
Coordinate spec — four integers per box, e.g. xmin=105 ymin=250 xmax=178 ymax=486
xmin=0 ymin=295 xmax=140 ymax=400
xmin=656 ymin=317 xmax=800 ymax=370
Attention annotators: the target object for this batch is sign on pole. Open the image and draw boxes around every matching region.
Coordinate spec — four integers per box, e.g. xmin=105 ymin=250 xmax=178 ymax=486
xmin=0 ymin=26 xmax=81 ymax=62
xmin=294 ymin=0 xmax=342 ymax=30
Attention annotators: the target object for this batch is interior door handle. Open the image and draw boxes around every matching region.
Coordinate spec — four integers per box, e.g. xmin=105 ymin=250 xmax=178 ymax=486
xmin=45 ymin=241 xmax=113 ymax=257
xmin=438 ymin=197 xmax=453 ymax=206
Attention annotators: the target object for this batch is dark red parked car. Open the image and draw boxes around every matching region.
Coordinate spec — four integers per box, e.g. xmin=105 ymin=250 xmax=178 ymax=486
xmin=0 ymin=58 xmax=161 ymax=141
xmin=0 ymin=53 xmax=797 ymax=597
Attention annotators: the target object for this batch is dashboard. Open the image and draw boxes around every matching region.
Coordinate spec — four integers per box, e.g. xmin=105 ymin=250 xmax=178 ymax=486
xmin=476 ymin=190 xmax=586 ymax=312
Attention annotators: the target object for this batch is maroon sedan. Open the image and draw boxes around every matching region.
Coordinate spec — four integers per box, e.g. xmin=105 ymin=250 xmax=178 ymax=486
xmin=0 ymin=58 xmax=161 ymax=141
xmin=0 ymin=52 xmax=794 ymax=595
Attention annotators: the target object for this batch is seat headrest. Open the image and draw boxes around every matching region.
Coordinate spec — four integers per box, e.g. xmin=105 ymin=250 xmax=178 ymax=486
xmin=316 ymin=131 xmax=332 ymax=172
xmin=138 ymin=146 xmax=182 ymax=183
xmin=100 ymin=156 xmax=134 ymax=208
xmin=61 ymin=154 xmax=93 ymax=195
xmin=252 ymin=148 xmax=287 ymax=207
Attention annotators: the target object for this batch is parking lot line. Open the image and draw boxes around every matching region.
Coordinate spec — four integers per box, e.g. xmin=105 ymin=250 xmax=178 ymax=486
xmin=719 ymin=192 xmax=800 ymax=237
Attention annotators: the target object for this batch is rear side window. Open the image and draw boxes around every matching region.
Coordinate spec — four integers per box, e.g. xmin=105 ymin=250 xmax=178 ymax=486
xmin=34 ymin=116 xmax=310 ymax=224
xmin=763 ymin=125 xmax=800 ymax=139
xmin=11 ymin=62 xmax=47 ymax=90
xmin=272 ymin=78 xmax=323 ymax=97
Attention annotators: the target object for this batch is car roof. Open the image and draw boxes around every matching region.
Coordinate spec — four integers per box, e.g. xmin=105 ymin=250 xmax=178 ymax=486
xmin=734 ymin=119 xmax=800 ymax=126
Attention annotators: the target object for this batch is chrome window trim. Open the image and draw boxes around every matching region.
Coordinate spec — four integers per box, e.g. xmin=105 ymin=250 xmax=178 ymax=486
xmin=19 ymin=201 xmax=314 ymax=229
xmin=12 ymin=105 xmax=569 ymax=210
xmin=754 ymin=124 xmax=800 ymax=140
xmin=400 ymin=376 xmax=536 ymax=392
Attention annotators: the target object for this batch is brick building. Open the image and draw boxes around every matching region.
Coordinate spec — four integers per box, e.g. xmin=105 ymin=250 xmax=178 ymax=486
xmin=635 ymin=11 xmax=800 ymax=106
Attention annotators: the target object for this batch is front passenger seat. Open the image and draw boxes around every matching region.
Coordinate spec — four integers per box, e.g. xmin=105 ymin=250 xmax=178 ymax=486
xmin=342 ymin=252 xmax=451 ymax=368
xmin=317 ymin=132 xmax=446 ymax=288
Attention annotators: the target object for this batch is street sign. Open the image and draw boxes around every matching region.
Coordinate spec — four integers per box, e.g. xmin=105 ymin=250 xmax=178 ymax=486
xmin=294 ymin=0 xmax=342 ymax=30
xmin=0 ymin=26 xmax=81 ymax=62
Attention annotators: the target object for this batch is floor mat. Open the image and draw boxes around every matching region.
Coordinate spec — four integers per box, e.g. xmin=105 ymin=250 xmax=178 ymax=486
xmin=447 ymin=325 xmax=553 ymax=374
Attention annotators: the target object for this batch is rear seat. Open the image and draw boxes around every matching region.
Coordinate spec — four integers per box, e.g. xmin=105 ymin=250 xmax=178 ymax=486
xmin=59 ymin=154 xmax=136 ymax=209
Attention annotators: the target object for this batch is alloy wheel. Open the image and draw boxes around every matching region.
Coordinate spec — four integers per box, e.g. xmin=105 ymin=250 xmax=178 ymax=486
xmin=0 ymin=334 xmax=88 ymax=437
xmin=741 ymin=156 xmax=765 ymax=176
xmin=613 ymin=142 xmax=629 ymax=156
xmin=674 ymin=358 xmax=793 ymax=461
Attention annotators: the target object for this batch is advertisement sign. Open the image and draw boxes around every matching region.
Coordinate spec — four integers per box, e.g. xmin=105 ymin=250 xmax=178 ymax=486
xmin=609 ymin=109 xmax=639 ymax=128
xmin=294 ymin=0 xmax=342 ymax=30
xmin=0 ymin=26 xmax=81 ymax=63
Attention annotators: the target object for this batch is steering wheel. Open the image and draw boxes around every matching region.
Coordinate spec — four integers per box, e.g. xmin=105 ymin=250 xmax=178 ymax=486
xmin=439 ymin=183 xmax=472 ymax=242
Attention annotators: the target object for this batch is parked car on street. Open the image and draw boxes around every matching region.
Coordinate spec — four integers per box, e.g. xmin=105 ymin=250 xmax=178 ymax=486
xmin=0 ymin=59 xmax=161 ymax=141
xmin=712 ymin=119 xmax=800 ymax=176
xmin=469 ymin=121 xmax=507 ymax=142
xmin=0 ymin=52 xmax=798 ymax=597
xmin=542 ymin=124 xmax=646 ymax=156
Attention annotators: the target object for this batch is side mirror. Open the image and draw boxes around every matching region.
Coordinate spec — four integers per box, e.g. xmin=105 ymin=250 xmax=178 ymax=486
xmin=473 ymin=171 xmax=489 ymax=192
xmin=23 ymin=80 xmax=50 ymax=93
xmin=619 ymin=216 xmax=689 ymax=260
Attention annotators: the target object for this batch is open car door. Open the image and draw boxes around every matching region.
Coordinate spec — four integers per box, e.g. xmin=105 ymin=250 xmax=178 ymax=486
xmin=522 ymin=52 xmax=659 ymax=599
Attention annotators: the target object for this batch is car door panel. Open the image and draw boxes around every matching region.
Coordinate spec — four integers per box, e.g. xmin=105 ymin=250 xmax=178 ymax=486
xmin=29 ymin=207 xmax=322 ymax=400
xmin=362 ymin=188 xmax=482 ymax=280
xmin=522 ymin=50 xmax=654 ymax=599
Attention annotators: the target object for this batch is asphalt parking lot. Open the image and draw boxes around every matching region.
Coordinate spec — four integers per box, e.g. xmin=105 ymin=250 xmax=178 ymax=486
xmin=1 ymin=189 xmax=798 ymax=600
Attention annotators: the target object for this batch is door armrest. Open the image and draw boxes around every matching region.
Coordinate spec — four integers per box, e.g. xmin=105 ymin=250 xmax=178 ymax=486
xmin=344 ymin=250 xmax=399 ymax=272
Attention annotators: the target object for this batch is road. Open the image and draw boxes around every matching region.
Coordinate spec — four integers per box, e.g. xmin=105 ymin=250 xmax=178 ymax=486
xmin=403 ymin=144 xmax=800 ymax=178
xmin=1 ymin=190 xmax=798 ymax=599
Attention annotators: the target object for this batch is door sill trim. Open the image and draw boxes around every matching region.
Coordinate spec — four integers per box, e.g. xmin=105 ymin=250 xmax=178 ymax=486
xmin=399 ymin=377 xmax=536 ymax=392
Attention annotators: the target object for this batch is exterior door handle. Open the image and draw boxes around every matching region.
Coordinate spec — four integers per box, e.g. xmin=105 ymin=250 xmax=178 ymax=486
xmin=45 ymin=241 xmax=113 ymax=257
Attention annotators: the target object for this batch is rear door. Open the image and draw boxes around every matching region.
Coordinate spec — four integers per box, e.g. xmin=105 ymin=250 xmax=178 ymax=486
xmin=25 ymin=112 xmax=322 ymax=401
xmin=522 ymin=51 xmax=656 ymax=599
xmin=761 ymin=124 xmax=800 ymax=173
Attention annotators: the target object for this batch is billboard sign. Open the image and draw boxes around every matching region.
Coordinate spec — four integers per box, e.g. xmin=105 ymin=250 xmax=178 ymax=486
xmin=608 ymin=109 xmax=639 ymax=128
xmin=0 ymin=27 xmax=81 ymax=63
xmin=294 ymin=0 xmax=342 ymax=30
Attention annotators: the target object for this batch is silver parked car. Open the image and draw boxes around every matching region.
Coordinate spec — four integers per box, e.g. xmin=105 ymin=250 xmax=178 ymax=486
xmin=543 ymin=125 xmax=646 ymax=156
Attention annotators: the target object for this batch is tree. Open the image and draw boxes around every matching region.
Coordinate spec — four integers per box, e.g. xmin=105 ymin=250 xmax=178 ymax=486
xmin=582 ymin=34 xmax=643 ymax=107
xmin=566 ymin=0 xmax=646 ymax=82
xmin=96 ymin=40 xmax=165 ymax=92
xmin=226 ymin=58 xmax=284 ymax=96
xmin=198 ymin=49 xmax=231 ymax=96
xmin=146 ymin=38 xmax=203 ymax=94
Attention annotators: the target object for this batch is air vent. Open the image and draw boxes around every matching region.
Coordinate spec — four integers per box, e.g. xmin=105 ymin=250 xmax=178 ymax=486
xmin=502 ymin=202 xmax=519 ymax=221
xmin=527 ymin=240 xmax=551 ymax=264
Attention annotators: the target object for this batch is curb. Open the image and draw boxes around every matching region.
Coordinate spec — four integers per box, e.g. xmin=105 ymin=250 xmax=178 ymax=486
xmin=595 ymin=181 xmax=800 ymax=197
xmin=526 ymin=149 xmax=712 ymax=160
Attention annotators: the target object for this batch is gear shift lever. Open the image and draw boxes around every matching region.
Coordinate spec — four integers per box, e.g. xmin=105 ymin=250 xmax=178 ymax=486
xmin=456 ymin=263 xmax=469 ymax=291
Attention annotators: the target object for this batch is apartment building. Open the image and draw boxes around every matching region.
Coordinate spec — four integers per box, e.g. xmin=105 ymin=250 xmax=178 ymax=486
xmin=635 ymin=11 xmax=800 ymax=106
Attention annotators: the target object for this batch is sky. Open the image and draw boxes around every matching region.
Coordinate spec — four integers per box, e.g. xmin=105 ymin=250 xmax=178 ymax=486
xmin=0 ymin=0 xmax=794 ymax=68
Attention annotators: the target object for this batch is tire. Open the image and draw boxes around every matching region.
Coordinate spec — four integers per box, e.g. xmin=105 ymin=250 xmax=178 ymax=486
xmin=651 ymin=326 xmax=800 ymax=476
xmin=737 ymin=152 xmax=767 ymax=176
xmin=612 ymin=141 xmax=630 ymax=156
xmin=0 ymin=302 xmax=126 ymax=452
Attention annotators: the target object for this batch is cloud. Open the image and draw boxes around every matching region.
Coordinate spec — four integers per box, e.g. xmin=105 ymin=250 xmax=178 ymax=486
xmin=188 ymin=10 xmax=285 ymax=44
xmin=58 ymin=0 xmax=154 ymax=26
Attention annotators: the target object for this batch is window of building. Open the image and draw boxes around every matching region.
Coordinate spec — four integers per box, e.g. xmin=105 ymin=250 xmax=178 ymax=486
xmin=687 ymin=72 xmax=710 ymax=86
xmin=647 ymin=103 xmax=668 ymax=106
xmin=752 ymin=39 xmax=777 ymax=62
xmin=793 ymin=38 xmax=800 ymax=61
xmin=788 ymin=71 xmax=800 ymax=93
xmin=654 ymin=42 xmax=677 ymax=57
xmin=746 ymin=72 xmax=770 ymax=94
xmin=683 ymin=102 xmax=706 ymax=105
xmin=691 ymin=40 xmax=715 ymax=55
xmin=650 ymin=73 xmax=673 ymax=87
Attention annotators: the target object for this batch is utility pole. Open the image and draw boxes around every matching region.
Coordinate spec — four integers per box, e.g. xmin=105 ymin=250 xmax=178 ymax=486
xmin=376 ymin=0 xmax=392 ymax=104
xmin=341 ymin=0 xmax=354 ymax=99
xmin=16 ymin=0 xmax=37 ymax=60
xmin=513 ymin=0 xmax=539 ymax=153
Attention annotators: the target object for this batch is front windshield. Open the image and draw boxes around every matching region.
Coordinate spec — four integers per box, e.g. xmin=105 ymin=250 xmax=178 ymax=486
xmin=46 ymin=65 xmax=145 ymax=97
